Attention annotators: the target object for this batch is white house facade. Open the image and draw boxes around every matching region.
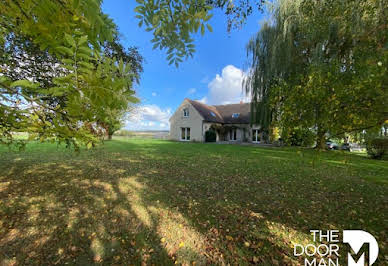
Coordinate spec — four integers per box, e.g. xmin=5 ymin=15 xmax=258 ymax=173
xmin=169 ymin=99 xmax=265 ymax=143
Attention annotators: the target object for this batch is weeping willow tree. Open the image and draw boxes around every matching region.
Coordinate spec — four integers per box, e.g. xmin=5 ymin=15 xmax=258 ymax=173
xmin=244 ymin=0 xmax=305 ymax=138
xmin=244 ymin=24 xmax=276 ymax=133
xmin=245 ymin=0 xmax=387 ymax=148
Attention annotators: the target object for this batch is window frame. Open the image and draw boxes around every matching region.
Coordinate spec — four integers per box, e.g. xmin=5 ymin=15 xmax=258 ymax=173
xmin=183 ymin=108 xmax=189 ymax=117
xmin=252 ymin=129 xmax=260 ymax=143
xmin=180 ymin=127 xmax=191 ymax=141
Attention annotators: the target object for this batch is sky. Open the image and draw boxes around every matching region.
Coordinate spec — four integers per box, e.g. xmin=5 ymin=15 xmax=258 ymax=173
xmin=102 ymin=1 xmax=265 ymax=130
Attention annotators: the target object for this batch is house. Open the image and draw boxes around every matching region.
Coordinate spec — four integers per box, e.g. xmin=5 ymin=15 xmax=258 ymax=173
xmin=169 ymin=98 xmax=265 ymax=143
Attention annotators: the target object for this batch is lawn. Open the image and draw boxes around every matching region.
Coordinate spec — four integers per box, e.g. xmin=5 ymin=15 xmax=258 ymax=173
xmin=0 ymin=139 xmax=387 ymax=265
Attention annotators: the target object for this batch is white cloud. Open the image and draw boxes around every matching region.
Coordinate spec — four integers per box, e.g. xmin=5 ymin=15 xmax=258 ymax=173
xmin=201 ymin=65 xmax=250 ymax=105
xmin=198 ymin=97 xmax=207 ymax=104
xmin=125 ymin=104 xmax=171 ymax=130
xmin=151 ymin=92 xmax=157 ymax=97
xmin=141 ymin=105 xmax=172 ymax=123
xmin=187 ymin=88 xmax=196 ymax=95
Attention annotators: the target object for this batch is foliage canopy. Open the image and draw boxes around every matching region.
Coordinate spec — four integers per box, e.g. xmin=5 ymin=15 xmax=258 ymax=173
xmin=134 ymin=0 xmax=264 ymax=66
xmin=0 ymin=0 xmax=143 ymax=149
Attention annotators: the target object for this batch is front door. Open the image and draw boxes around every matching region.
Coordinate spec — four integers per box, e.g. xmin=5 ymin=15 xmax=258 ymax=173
xmin=252 ymin=129 xmax=260 ymax=143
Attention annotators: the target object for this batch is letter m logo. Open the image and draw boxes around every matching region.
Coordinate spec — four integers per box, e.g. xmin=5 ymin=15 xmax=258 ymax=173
xmin=343 ymin=230 xmax=379 ymax=266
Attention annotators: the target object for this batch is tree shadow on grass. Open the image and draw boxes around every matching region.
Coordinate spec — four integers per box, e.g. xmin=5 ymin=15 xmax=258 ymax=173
xmin=0 ymin=161 xmax=180 ymax=265
xmin=0 ymin=139 xmax=387 ymax=265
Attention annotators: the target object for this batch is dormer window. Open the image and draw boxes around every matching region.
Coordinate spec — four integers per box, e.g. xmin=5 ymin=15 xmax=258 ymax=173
xmin=210 ymin=111 xmax=216 ymax=117
xmin=183 ymin=108 xmax=189 ymax=117
xmin=232 ymin=113 xmax=240 ymax=118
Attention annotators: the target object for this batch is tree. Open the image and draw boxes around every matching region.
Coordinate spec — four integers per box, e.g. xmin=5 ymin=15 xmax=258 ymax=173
xmin=0 ymin=0 xmax=142 ymax=149
xmin=245 ymin=0 xmax=387 ymax=149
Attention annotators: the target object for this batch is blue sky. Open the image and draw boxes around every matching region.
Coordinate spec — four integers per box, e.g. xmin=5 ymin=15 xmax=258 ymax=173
xmin=102 ymin=1 xmax=265 ymax=130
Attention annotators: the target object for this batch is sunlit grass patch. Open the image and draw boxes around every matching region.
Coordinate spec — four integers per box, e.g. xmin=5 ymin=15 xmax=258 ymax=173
xmin=149 ymin=206 xmax=210 ymax=264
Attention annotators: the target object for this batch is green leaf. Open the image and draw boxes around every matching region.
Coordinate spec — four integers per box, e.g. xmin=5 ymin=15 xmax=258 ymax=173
xmin=78 ymin=35 xmax=88 ymax=46
xmin=152 ymin=15 xmax=160 ymax=26
xmin=205 ymin=14 xmax=213 ymax=21
xmin=206 ymin=24 xmax=213 ymax=33
xmin=195 ymin=21 xmax=200 ymax=32
xmin=134 ymin=6 xmax=143 ymax=14
xmin=166 ymin=53 xmax=174 ymax=60
xmin=62 ymin=59 xmax=74 ymax=65
xmin=78 ymin=46 xmax=92 ymax=55
xmin=56 ymin=46 xmax=74 ymax=56
xmin=10 ymin=80 xmax=38 ymax=89
xmin=64 ymin=34 xmax=76 ymax=47
xmin=79 ymin=61 xmax=94 ymax=69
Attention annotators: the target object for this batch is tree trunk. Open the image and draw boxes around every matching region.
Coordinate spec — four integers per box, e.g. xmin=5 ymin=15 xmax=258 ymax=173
xmin=316 ymin=129 xmax=326 ymax=150
xmin=315 ymin=105 xmax=326 ymax=150
xmin=108 ymin=134 xmax=113 ymax=140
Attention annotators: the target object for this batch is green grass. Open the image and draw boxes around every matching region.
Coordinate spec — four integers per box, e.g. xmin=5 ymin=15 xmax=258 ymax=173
xmin=0 ymin=139 xmax=387 ymax=265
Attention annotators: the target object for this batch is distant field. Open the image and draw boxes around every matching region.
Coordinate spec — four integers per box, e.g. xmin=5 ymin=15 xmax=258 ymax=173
xmin=8 ymin=131 xmax=170 ymax=140
xmin=114 ymin=130 xmax=170 ymax=139
xmin=0 ymin=139 xmax=387 ymax=265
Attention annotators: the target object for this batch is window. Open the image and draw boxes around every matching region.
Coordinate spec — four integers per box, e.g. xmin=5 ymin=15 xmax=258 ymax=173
xmin=232 ymin=113 xmax=240 ymax=118
xmin=210 ymin=111 xmax=216 ymax=117
xmin=183 ymin=108 xmax=189 ymax=117
xmin=181 ymin=127 xmax=190 ymax=141
xmin=230 ymin=128 xmax=237 ymax=141
xmin=252 ymin=129 xmax=261 ymax=143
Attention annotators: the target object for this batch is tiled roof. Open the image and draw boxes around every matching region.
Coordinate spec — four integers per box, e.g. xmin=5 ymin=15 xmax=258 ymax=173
xmin=187 ymin=99 xmax=250 ymax=124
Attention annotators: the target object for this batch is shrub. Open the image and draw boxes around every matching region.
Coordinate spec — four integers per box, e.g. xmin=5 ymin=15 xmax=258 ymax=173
xmin=269 ymin=126 xmax=280 ymax=143
xmin=205 ymin=130 xmax=216 ymax=142
xmin=366 ymin=138 xmax=388 ymax=159
xmin=283 ymin=127 xmax=315 ymax=147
